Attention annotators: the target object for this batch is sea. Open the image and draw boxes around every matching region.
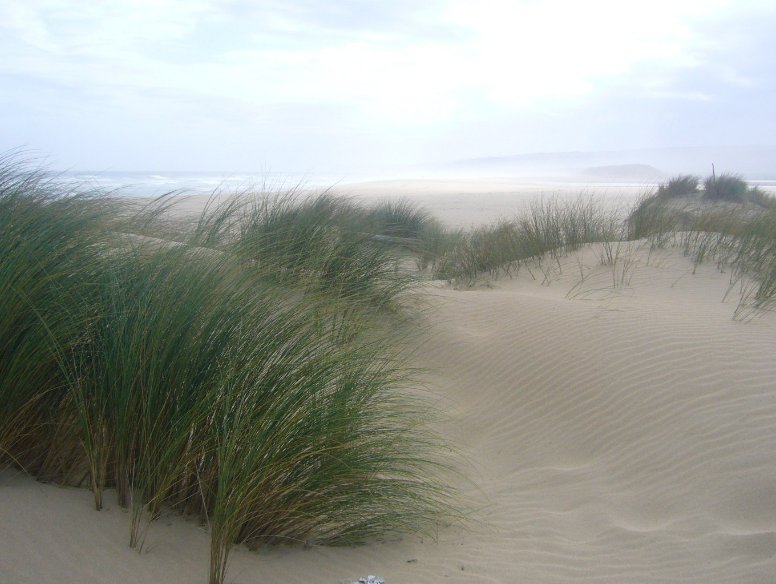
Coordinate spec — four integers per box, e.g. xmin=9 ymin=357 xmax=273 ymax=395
xmin=51 ymin=171 xmax=776 ymax=200
xmin=52 ymin=171 xmax=357 ymax=198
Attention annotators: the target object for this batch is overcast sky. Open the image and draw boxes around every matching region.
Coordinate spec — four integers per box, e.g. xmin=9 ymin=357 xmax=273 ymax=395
xmin=1 ymin=0 xmax=774 ymax=172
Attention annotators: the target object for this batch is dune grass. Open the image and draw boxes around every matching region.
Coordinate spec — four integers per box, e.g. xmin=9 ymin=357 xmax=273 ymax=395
xmin=657 ymin=175 xmax=699 ymax=199
xmin=747 ymin=186 xmax=776 ymax=210
xmin=0 ymin=156 xmax=118 ymax=477
xmin=427 ymin=196 xmax=620 ymax=287
xmin=703 ymin=173 xmax=749 ymax=202
xmin=229 ymin=193 xmax=418 ymax=314
xmin=726 ymin=209 xmax=776 ymax=317
xmin=627 ymin=192 xmax=685 ymax=242
xmin=366 ymin=198 xmax=434 ymax=240
xmin=0 ymin=158 xmax=452 ymax=584
xmin=676 ymin=208 xmax=776 ymax=318
xmin=696 ymin=173 xmax=774 ymax=208
xmin=624 ymin=183 xmax=776 ymax=318
xmin=411 ymin=182 xmax=776 ymax=318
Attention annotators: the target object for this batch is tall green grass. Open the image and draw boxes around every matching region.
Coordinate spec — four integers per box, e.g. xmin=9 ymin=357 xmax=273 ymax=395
xmin=0 ymin=158 xmax=452 ymax=584
xmin=0 ymin=156 xmax=117 ymax=476
xmin=231 ymin=193 xmax=417 ymax=313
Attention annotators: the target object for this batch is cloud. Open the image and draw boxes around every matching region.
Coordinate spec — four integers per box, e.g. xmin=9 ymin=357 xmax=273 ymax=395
xmin=1 ymin=0 xmax=774 ymax=169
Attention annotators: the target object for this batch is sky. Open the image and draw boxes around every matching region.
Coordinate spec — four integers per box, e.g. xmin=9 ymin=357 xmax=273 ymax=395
xmin=1 ymin=0 xmax=775 ymax=173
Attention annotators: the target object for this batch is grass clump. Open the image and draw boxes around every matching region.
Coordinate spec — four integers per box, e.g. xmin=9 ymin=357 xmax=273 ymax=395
xmin=703 ymin=173 xmax=749 ymax=202
xmin=657 ymin=175 xmax=699 ymax=198
xmin=0 ymin=157 xmax=452 ymax=584
xmin=701 ymin=174 xmax=776 ymax=208
xmin=231 ymin=193 xmax=417 ymax=313
xmin=367 ymin=198 xmax=433 ymax=240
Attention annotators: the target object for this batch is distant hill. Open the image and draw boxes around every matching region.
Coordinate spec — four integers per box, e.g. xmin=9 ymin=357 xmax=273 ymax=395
xmin=439 ymin=146 xmax=776 ymax=179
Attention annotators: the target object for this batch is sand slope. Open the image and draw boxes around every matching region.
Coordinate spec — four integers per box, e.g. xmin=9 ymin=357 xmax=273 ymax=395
xmin=3 ymin=244 xmax=776 ymax=583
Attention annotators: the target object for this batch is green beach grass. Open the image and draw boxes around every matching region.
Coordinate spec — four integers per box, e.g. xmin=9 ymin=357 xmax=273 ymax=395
xmin=0 ymin=156 xmax=451 ymax=584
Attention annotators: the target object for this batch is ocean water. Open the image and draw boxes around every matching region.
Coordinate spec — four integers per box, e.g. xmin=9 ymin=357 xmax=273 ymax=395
xmin=53 ymin=171 xmax=359 ymax=198
xmin=52 ymin=171 xmax=776 ymax=200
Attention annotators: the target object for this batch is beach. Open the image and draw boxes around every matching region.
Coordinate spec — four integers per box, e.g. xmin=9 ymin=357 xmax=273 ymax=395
xmin=3 ymin=181 xmax=776 ymax=584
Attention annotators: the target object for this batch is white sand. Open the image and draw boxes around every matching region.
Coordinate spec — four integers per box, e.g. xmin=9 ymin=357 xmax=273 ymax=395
xmin=3 ymin=186 xmax=776 ymax=584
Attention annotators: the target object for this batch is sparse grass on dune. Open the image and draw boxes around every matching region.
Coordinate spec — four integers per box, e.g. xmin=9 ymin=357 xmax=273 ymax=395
xmin=701 ymin=173 xmax=775 ymax=208
xmin=414 ymin=219 xmax=465 ymax=272
xmin=728 ymin=209 xmax=776 ymax=317
xmin=746 ymin=186 xmax=776 ymax=210
xmin=428 ymin=196 xmax=620 ymax=287
xmin=0 ymin=158 xmax=452 ymax=584
xmin=408 ymin=178 xmax=775 ymax=318
xmin=431 ymin=219 xmax=520 ymax=286
xmin=630 ymin=174 xmax=776 ymax=239
xmin=625 ymin=177 xmax=776 ymax=318
xmin=677 ymin=210 xmax=776 ymax=318
xmin=626 ymin=192 xmax=684 ymax=242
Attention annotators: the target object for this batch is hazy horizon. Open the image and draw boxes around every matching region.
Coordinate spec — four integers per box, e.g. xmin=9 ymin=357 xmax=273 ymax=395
xmin=2 ymin=1 xmax=775 ymax=174
xmin=45 ymin=145 xmax=776 ymax=183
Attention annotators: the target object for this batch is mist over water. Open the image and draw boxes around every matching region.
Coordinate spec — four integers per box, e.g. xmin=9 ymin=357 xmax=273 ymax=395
xmin=56 ymin=169 xmax=775 ymax=202
xmin=53 ymin=170 xmax=361 ymax=198
xmin=52 ymin=144 xmax=776 ymax=200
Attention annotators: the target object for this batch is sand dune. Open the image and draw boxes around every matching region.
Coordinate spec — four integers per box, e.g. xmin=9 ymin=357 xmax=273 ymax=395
xmin=3 ymin=242 xmax=776 ymax=583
